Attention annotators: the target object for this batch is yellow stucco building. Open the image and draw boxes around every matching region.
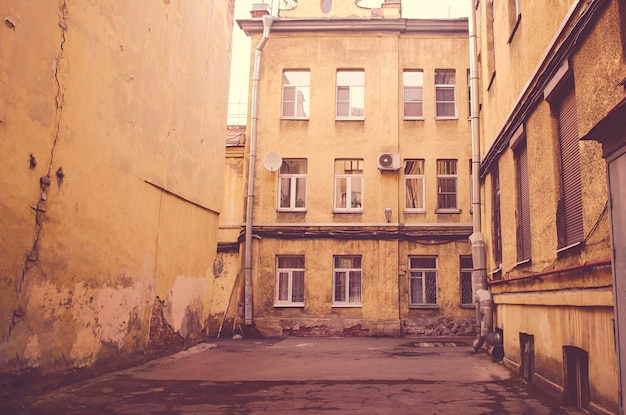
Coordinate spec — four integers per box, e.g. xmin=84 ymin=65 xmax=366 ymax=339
xmin=228 ymin=1 xmax=476 ymax=339
xmin=0 ymin=0 xmax=234 ymax=377
xmin=473 ymin=0 xmax=624 ymax=412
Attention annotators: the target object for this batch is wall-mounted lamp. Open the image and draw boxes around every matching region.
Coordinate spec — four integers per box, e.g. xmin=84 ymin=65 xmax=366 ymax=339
xmin=384 ymin=208 xmax=392 ymax=223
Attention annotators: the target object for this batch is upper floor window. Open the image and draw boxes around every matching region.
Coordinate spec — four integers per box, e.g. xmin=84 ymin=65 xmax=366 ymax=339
xmin=492 ymin=166 xmax=503 ymax=266
xmin=336 ymin=70 xmax=365 ymax=120
xmin=514 ymin=138 xmax=531 ymax=264
xmin=275 ymin=256 xmax=304 ymax=307
xmin=403 ymin=70 xmax=424 ymax=119
xmin=281 ymin=70 xmax=310 ymax=119
xmin=409 ymin=256 xmax=438 ymax=306
xmin=404 ymin=159 xmax=425 ymax=212
xmin=436 ymin=159 xmax=458 ymax=212
xmin=334 ymin=159 xmax=363 ymax=213
xmin=279 ymin=159 xmax=307 ymax=211
xmin=333 ymin=255 xmax=362 ymax=306
xmin=435 ymin=69 xmax=456 ymax=118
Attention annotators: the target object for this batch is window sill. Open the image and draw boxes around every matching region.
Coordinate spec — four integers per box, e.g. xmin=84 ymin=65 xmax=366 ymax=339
xmin=332 ymin=303 xmax=362 ymax=308
xmin=404 ymin=209 xmax=426 ymax=214
xmin=435 ymin=116 xmax=458 ymax=120
xmin=514 ymin=258 xmax=531 ymax=268
xmin=409 ymin=304 xmax=439 ymax=309
xmin=435 ymin=208 xmax=461 ymax=214
xmin=403 ymin=117 xmax=425 ymax=121
xmin=460 ymin=304 xmax=474 ymax=309
xmin=556 ymin=241 xmax=583 ymax=256
xmin=335 ymin=117 xmax=365 ymax=121
xmin=274 ymin=303 xmax=304 ymax=308
xmin=333 ymin=209 xmax=363 ymax=214
xmin=277 ymin=209 xmax=307 ymax=213
xmin=280 ymin=117 xmax=310 ymax=121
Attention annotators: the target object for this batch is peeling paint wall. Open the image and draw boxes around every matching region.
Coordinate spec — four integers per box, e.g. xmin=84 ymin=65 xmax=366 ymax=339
xmin=0 ymin=0 xmax=234 ymax=375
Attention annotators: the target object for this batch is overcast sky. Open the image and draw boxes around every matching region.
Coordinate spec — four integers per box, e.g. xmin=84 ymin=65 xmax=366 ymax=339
xmin=227 ymin=0 xmax=470 ymax=124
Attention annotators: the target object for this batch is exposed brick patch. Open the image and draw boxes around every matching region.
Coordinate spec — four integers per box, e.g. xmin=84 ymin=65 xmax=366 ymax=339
xmin=148 ymin=297 xmax=184 ymax=353
xmin=402 ymin=317 xmax=476 ymax=337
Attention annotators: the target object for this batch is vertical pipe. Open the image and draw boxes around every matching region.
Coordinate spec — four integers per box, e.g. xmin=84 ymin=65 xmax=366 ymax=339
xmin=244 ymin=14 xmax=273 ymax=326
xmin=468 ymin=0 xmax=500 ymax=351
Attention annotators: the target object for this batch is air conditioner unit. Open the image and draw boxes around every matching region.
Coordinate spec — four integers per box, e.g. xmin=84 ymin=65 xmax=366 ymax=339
xmin=378 ymin=153 xmax=401 ymax=171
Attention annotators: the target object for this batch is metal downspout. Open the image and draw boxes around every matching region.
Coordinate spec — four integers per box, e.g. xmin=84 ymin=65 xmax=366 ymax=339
xmin=244 ymin=14 xmax=273 ymax=326
xmin=468 ymin=2 xmax=500 ymax=352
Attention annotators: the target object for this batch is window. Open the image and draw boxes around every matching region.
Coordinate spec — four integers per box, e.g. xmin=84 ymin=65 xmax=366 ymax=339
xmin=336 ymin=70 xmax=365 ymax=120
xmin=276 ymin=256 xmax=305 ymax=306
xmin=460 ymin=256 xmax=473 ymax=306
xmin=467 ymin=69 xmax=472 ymax=118
xmin=556 ymin=88 xmax=584 ymax=249
xmin=409 ymin=257 xmax=437 ymax=306
xmin=281 ymin=71 xmax=310 ymax=119
xmin=435 ymin=69 xmax=456 ymax=118
xmin=404 ymin=159 xmax=425 ymax=212
xmin=437 ymin=159 xmax=458 ymax=211
xmin=492 ymin=166 xmax=503 ymax=265
xmin=333 ymin=256 xmax=362 ymax=306
xmin=279 ymin=159 xmax=307 ymax=211
xmin=515 ymin=140 xmax=531 ymax=263
xmin=334 ymin=159 xmax=363 ymax=212
xmin=403 ymin=70 xmax=424 ymax=119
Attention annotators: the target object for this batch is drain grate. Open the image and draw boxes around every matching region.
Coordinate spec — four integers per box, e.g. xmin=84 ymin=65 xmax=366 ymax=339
xmin=402 ymin=341 xmax=469 ymax=348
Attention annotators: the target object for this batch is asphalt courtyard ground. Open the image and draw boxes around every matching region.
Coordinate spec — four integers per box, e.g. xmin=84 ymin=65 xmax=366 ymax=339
xmin=2 ymin=337 xmax=571 ymax=415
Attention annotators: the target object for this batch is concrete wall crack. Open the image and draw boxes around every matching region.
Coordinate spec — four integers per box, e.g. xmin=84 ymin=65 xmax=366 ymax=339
xmin=7 ymin=0 xmax=69 ymax=342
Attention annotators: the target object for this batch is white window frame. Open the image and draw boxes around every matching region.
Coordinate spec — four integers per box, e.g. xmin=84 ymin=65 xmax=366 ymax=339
xmin=281 ymin=70 xmax=310 ymax=120
xmin=436 ymin=159 xmax=459 ymax=213
xmin=336 ymin=70 xmax=365 ymax=120
xmin=404 ymin=159 xmax=425 ymax=213
xmin=275 ymin=256 xmax=305 ymax=307
xmin=435 ymin=69 xmax=457 ymax=119
xmin=403 ymin=70 xmax=424 ymax=120
xmin=333 ymin=255 xmax=362 ymax=307
xmin=408 ymin=256 xmax=438 ymax=307
xmin=278 ymin=159 xmax=307 ymax=212
xmin=334 ymin=159 xmax=363 ymax=213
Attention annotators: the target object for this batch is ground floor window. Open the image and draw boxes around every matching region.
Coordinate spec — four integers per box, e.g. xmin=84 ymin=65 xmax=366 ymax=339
xmin=460 ymin=255 xmax=473 ymax=306
xmin=275 ymin=256 xmax=305 ymax=306
xmin=333 ymin=255 xmax=362 ymax=306
xmin=409 ymin=256 xmax=437 ymax=306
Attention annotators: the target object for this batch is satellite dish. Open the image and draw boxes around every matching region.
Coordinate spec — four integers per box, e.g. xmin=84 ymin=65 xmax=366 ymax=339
xmin=263 ymin=151 xmax=282 ymax=172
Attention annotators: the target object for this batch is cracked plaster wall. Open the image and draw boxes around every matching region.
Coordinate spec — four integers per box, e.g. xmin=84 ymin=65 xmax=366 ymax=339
xmin=0 ymin=0 xmax=234 ymax=374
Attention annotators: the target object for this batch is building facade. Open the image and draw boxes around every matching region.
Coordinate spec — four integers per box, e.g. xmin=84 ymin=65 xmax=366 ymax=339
xmin=0 ymin=0 xmax=234 ymax=377
xmin=474 ymin=0 xmax=624 ymax=412
xmin=234 ymin=1 xmax=476 ymax=338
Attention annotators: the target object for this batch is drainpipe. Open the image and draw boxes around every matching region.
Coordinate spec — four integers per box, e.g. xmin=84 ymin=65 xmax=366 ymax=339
xmin=244 ymin=13 xmax=273 ymax=326
xmin=468 ymin=2 xmax=501 ymax=352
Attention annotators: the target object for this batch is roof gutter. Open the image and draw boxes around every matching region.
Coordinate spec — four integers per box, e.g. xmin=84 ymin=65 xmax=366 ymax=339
xmin=244 ymin=14 xmax=273 ymax=326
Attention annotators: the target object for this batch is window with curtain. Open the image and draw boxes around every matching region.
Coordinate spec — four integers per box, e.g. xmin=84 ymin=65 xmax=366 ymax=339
xmin=403 ymin=70 xmax=424 ymax=119
xmin=275 ymin=256 xmax=305 ymax=306
xmin=409 ymin=257 xmax=438 ymax=306
xmin=437 ymin=159 xmax=458 ymax=211
xmin=435 ymin=69 xmax=456 ymax=118
xmin=333 ymin=256 xmax=362 ymax=306
xmin=404 ymin=159 xmax=425 ymax=212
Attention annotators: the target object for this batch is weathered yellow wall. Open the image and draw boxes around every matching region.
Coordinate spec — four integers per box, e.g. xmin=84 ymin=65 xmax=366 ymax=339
xmin=0 ymin=0 xmax=234 ymax=374
xmin=476 ymin=1 xmax=622 ymax=412
xmin=237 ymin=16 xmax=475 ymax=337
